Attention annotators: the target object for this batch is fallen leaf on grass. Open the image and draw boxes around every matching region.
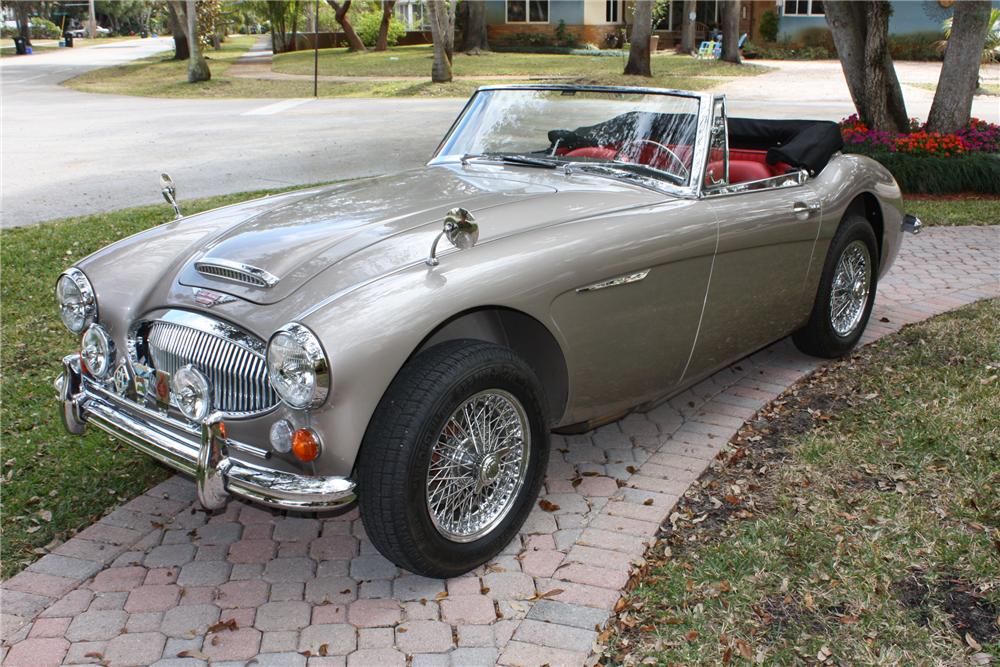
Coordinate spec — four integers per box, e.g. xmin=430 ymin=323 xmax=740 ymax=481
xmin=966 ymin=633 xmax=982 ymax=651
xmin=539 ymin=499 xmax=560 ymax=512
xmin=685 ymin=630 xmax=699 ymax=641
xmin=735 ymin=638 xmax=752 ymax=660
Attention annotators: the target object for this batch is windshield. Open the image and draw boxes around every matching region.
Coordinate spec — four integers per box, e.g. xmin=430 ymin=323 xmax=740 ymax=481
xmin=435 ymin=87 xmax=702 ymax=187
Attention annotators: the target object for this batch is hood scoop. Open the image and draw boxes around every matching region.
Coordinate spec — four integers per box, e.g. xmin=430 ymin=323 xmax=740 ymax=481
xmin=194 ymin=259 xmax=279 ymax=289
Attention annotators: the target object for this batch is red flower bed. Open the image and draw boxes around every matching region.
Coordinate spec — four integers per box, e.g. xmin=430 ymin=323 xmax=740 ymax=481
xmin=840 ymin=115 xmax=1000 ymax=157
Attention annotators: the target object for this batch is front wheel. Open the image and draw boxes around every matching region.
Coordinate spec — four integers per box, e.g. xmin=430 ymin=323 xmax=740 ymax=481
xmin=357 ymin=340 xmax=549 ymax=578
xmin=793 ymin=215 xmax=879 ymax=358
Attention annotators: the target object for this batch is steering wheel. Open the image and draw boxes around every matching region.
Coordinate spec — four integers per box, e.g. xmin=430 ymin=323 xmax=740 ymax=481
xmin=614 ymin=139 xmax=690 ymax=181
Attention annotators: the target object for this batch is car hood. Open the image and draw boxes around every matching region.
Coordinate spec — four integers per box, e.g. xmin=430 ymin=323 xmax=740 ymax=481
xmin=176 ymin=166 xmax=569 ymax=304
xmin=79 ymin=164 xmax=664 ymax=319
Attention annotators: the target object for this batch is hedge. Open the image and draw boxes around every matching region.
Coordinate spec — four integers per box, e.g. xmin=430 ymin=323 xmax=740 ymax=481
xmin=843 ymin=150 xmax=1000 ymax=195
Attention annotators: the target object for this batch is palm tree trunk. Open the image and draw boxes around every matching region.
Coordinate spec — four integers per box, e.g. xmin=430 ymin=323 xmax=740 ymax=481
xmin=720 ymin=0 xmax=741 ymax=64
xmin=427 ymin=0 xmax=453 ymax=83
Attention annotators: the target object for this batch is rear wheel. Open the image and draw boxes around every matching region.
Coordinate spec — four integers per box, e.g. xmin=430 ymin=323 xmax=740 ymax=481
xmin=793 ymin=215 xmax=878 ymax=358
xmin=357 ymin=340 xmax=549 ymax=578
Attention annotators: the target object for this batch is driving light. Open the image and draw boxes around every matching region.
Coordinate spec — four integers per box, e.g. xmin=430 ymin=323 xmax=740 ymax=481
xmin=57 ymin=268 xmax=97 ymax=334
xmin=172 ymin=365 xmax=211 ymax=422
xmin=81 ymin=324 xmax=114 ymax=379
xmin=292 ymin=427 xmax=321 ymax=462
xmin=269 ymin=419 xmax=293 ymax=453
xmin=266 ymin=323 xmax=330 ymax=409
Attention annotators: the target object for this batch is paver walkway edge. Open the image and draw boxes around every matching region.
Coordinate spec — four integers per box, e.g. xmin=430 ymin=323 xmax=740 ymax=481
xmin=2 ymin=226 xmax=998 ymax=667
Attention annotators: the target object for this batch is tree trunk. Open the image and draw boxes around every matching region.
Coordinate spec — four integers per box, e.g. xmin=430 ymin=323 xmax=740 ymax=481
xmin=166 ymin=2 xmax=189 ymax=60
xmin=679 ymin=0 xmax=696 ymax=54
xmin=625 ymin=0 xmax=653 ymax=76
xmin=15 ymin=2 xmax=33 ymax=47
xmin=720 ymin=0 xmax=741 ymax=63
xmin=327 ymin=0 xmax=366 ymax=52
xmin=169 ymin=1 xmax=210 ymax=82
xmin=427 ymin=0 xmax=453 ymax=83
xmin=463 ymin=0 xmax=489 ymax=53
xmin=927 ymin=0 xmax=991 ymax=133
xmin=376 ymin=0 xmax=396 ymax=51
xmin=825 ymin=1 xmax=907 ymax=133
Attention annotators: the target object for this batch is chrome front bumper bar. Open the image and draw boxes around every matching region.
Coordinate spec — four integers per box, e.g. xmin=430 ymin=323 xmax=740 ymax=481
xmin=56 ymin=355 xmax=356 ymax=512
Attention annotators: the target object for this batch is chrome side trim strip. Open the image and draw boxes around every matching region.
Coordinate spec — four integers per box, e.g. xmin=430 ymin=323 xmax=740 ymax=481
xmin=576 ymin=269 xmax=651 ymax=293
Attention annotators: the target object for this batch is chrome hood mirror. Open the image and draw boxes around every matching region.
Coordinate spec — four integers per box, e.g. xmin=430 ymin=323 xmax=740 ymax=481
xmin=160 ymin=173 xmax=182 ymax=219
xmin=426 ymin=208 xmax=478 ymax=266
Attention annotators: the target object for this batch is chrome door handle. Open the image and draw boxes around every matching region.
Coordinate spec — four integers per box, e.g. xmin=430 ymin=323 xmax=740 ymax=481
xmin=792 ymin=201 xmax=820 ymax=217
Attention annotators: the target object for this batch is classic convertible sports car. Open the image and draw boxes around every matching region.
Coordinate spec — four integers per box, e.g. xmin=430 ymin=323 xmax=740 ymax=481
xmin=56 ymin=85 xmax=921 ymax=577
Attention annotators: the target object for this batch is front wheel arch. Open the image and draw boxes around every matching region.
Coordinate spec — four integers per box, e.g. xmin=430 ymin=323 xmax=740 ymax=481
xmin=410 ymin=306 xmax=569 ymax=426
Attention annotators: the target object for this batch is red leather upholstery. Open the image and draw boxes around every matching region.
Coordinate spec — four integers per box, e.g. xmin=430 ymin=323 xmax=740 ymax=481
xmin=728 ymin=160 xmax=772 ymax=183
xmin=564 ymin=147 xmax=618 ymax=160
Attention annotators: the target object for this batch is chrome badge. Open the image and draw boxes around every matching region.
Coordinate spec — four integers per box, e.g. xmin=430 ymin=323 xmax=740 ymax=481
xmin=112 ymin=361 xmax=133 ymax=396
xmin=192 ymin=288 xmax=237 ymax=307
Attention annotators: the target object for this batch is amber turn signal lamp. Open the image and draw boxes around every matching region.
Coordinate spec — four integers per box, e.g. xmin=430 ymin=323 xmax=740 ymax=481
xmin=218 ymin=421 xmax=228 ymax=440
xmin=292 ymin=428 xmax=320 ymax=462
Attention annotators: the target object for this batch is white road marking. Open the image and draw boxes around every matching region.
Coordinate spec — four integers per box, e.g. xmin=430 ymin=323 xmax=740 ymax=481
xmin=241 ymin=98 xmax=314 ymax=116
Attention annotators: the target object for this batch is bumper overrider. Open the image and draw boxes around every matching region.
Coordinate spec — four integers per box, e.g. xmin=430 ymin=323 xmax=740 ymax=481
xmin=56 ymin=354 xmax=356 ymax=512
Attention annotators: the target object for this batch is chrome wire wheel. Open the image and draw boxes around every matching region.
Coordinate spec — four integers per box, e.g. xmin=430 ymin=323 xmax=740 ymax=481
xmin=829 ymin=239 xmax=872 ymax=337
xmin=426 ymin=389 xmax=530 ymax=543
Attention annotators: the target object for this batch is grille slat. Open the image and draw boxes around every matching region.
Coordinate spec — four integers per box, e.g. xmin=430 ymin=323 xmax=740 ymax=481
xmin=146 ymin=319 xmax=276 ymax=415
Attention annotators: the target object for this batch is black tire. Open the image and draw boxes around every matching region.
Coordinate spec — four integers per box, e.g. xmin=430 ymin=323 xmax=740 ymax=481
xmin=793 ymin=214 xmax=879 ymax=358
xmin=357 ymin=339 xmax=549 ymax=578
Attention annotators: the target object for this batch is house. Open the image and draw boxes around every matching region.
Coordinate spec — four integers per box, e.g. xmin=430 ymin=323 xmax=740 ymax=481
xmin=776 ymin=0 xmax=1000 ymax=41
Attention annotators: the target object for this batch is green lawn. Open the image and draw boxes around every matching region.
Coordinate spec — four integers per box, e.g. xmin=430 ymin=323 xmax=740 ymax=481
xmin=273 ymin=44 xmax=767 ymax=79
xmin=602 ymin=299 xmax=1000 ymax=664
xmin=64 ymin=40 xmax=764 ymax=99
xmin=0 ymin=183 xmax=329 ymax=579
xmin=907 ymin=197 xmax=1000 ymax=226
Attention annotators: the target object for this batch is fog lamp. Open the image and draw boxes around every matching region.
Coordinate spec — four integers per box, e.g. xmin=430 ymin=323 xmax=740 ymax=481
xmin=81 ymin=324 xmax=114 ymax=379
xmin=269 ymin=419 xmax=293 ymax=454
xmin=172 ymin=365 xmax=211 ymax=422
xmin=291 ymin=427 xmax=321 ymax=462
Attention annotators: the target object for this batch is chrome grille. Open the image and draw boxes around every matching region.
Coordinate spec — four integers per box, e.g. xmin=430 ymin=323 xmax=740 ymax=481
xmin=194 ymin=261 xmax=278 ymax=288
xmin=146 ymin=319 xmax=277 ymax=415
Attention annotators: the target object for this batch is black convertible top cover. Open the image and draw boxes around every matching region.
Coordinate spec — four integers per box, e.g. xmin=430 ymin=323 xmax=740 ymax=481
xmin=727 ymin=117 xmax=844 ymax=175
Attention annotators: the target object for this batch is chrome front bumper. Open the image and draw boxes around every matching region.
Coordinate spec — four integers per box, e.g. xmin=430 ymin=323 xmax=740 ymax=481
xmin=56 ymin=354 xmax=356 ymax=512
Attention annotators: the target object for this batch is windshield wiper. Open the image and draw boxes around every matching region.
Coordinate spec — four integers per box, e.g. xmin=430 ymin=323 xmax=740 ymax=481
xmin=461 ymin=153 xmax=560 ymax=169
xmin=569 ymin=161 xmax=687 ymax=186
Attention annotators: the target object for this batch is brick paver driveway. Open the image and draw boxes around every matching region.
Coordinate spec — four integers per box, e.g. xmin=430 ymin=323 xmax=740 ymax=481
xmin=3 ymin=226 xmax=998 ymax=667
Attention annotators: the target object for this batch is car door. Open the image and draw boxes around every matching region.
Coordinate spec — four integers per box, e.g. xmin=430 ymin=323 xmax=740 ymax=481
xmin=683 ymin=98 xmax=822 ymax=380
xmin=548 ymin=197 xmax=719 ymax=425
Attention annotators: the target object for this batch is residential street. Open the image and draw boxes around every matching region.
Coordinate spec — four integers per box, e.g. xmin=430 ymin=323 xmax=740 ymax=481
xmin=2 ymin=40 xmax=998 ymax=226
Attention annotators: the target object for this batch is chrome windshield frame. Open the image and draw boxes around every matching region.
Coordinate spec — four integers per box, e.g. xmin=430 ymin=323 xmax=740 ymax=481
xmin=429 ymin=84 xmax=717 ymax=199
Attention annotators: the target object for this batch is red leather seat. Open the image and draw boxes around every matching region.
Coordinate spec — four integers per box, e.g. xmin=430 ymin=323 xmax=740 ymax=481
xmin=564 ymin=147 xmax=618 ymax=160
xmin=728 ymin=160 xmax=772 ymax=183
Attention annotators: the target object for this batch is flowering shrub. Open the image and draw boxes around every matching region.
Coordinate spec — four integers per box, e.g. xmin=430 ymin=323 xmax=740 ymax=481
xmin=840 ymin=115 xmax=1000 ymax=157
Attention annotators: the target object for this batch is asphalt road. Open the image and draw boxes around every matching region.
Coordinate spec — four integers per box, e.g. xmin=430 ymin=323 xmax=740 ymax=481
xmin=2 ymin=41 xmax=998 ymax=227
xmin=1 ymin=38 xmax=462 ymax=227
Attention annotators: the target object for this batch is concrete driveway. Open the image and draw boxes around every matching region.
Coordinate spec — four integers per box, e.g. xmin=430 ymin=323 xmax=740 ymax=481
xmin=2 ymin=44 xmax=998 ymax=227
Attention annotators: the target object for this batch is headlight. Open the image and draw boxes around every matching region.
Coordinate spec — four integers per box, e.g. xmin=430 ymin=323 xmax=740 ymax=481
xmin=172 ymin=365 xmax=212 ymax=422
xmin=56 ymin=268 xmax=97 ymax=334
xmin=81 ymin=324 xmax=114 ymax=378
xmin=266 ymin=323 xmax=330 ymax=409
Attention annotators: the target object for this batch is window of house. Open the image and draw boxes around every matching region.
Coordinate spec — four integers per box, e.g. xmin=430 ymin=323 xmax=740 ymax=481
xmin=507 ymin=0 xmax=549 ymax=23
xmin=783 ymin=0 xmax=824 ymax=16
xmin=605 ymin=0 xmax=621 ymax=23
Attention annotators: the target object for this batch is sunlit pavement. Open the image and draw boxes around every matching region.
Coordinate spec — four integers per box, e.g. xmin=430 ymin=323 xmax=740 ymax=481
xmin=2 ymin=226 xmax=997 ymax=667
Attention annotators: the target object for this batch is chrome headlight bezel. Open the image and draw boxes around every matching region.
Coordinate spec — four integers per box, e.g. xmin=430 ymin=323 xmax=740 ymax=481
xmin=266 ymin=323 xmax=330 ymax=410
xmin=56 ymin=268 xmax=97 ymax=334
xmin=81 ymin=324 xmax=114 ymax=379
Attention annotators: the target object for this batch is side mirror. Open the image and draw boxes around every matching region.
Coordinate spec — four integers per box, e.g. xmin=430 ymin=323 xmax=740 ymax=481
xmin=426 ymin=208 xmax=478 ymax=266
xmin=160 ymin=173 xmax=182 ymax=219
